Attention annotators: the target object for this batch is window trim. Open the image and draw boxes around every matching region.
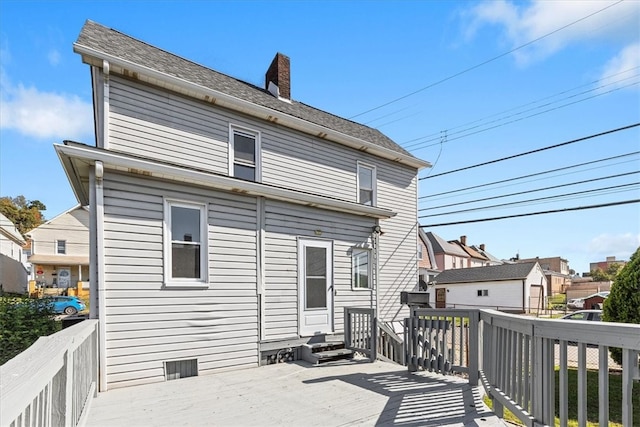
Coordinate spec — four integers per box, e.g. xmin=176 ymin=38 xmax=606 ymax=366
xmin=56 ymin=240 xmax=66 ymax=255
xmin=356 ymin=161 xmax=376 ymax=206
xmin=351 ymin=248 xmax=372 ymax=291
xmin=163 ymin=198 xmax=209 ymax=288
xmin=228 ymin=124 xmax=261 ymax=182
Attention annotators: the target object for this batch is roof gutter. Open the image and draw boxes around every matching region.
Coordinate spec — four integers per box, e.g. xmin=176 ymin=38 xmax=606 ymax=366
xmin=55 ymin=142 xmax=396 ymax=220
xmin=73 ymin=43 xmax=430 ymax=171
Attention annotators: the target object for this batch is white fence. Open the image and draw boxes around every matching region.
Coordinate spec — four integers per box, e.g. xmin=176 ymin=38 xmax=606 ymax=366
xmin=406 ymin=309 xmax=640 ymax=427
xmin=1 ymin=320 xmax=98 ymax=427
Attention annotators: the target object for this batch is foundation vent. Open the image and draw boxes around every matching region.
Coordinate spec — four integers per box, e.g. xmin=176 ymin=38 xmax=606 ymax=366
xmin=164 ymin=359 xmax=198 ymax=381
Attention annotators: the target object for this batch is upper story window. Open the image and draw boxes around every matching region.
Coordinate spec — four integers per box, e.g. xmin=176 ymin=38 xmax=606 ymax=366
xmin=357 ymin=162 xmax=376 ymax=206
xmin=352 ymin=249 xmax=371 ymax=289
xmin=56 ymin=240 xmax=66 ymax=255
xmin=229 ymin=125 xmax=260 ymax=182
xmin=417 ymin=243 xmax=423 ymax=260
xmin=164 ymin=199 xmax=209 ymax=287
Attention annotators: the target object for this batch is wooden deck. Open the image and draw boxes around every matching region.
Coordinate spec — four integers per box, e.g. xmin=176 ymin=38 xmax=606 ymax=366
xmin=86 ymin=359 xmax=505 ymax=426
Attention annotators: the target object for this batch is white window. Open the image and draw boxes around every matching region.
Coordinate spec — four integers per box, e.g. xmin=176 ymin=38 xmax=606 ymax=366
xmin=357 ymin=162 xmax=376 ymax=206
xmin=229 ymin=125 xmax=260 ymax=182
xmin=352 ymin=249 xmax=371 ymax=289
xmin=417 ymin=243 xmax=423 ymax=260
xmin=477 ymin=289 xmax=488 ymax=297
xmin=56 ymin=240 xmax=66 ymax=254
xmin=164 ymin=200 xmax=208 ymax=287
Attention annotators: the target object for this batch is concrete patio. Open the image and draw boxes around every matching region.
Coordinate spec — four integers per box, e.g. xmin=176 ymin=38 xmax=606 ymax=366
xmin=85 ymin=359 xmax=505 ymax=426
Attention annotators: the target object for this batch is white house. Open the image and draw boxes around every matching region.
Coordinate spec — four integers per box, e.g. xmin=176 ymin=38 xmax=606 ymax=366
xmin=26 ymin=205 xmax=90 ymax=290
xmin=0 ymin=213 xmax=28 ymax=294
xmin=56 ymin=21 xmax=430 ymax=390
xmin=430 ymin=262 xmax=547 ymax=313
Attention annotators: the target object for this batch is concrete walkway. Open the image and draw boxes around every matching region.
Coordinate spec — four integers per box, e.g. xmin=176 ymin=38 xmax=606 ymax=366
xmin=86 ymin=360 xmax=505 ymax=426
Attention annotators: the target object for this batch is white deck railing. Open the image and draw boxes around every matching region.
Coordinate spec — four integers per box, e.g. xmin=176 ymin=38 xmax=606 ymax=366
xmin=406 ymin=309 xmax=640 ymax=427
xmin=0 ymin=320 xmax=99 ymax=427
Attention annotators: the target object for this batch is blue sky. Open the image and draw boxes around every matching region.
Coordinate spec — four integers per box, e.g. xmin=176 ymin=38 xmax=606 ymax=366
xmin=1 ymin=0 xmax=638 ymax=274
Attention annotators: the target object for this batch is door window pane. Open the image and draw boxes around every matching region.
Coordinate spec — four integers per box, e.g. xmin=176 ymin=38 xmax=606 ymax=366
xmin=306 ymin=247 xmax=326 ymax=276
xmin=306 ymin=278 xmax=327 ymax=309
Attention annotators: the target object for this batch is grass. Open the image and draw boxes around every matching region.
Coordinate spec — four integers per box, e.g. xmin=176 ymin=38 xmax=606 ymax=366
xmin=483 ymin=368 xmax=639 ymax=426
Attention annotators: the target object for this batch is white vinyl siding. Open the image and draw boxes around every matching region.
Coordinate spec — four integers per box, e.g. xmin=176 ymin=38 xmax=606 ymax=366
xmin=263 ymin=200 xmax=375 ymax=340
xmin=101 ymin=172 xmax=258 ymax=389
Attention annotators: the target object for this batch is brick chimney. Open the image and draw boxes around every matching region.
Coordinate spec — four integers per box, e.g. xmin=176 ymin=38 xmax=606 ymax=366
xmin=265 ymin=53 xmax=290 ymax=101
xmin=460 ymin=235 xmax=467 ymax=246
xmin=479 ymin=244 xmax=485 ymax=251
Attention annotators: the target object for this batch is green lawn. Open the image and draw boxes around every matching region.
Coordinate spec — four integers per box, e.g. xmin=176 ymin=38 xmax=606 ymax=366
xmin=484 ymin=368 xmax=639 ymax=426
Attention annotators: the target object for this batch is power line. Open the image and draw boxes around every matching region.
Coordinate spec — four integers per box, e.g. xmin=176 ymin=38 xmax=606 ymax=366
xmin=349 ymin=0 xmax=623 ymax=120
xmin=420 ymin=199 xmax=640 ymax=227
xmin=403 ymin=77 xmax=639 ymax=150
xmin=419 ymin=151 xmax=640 ymax=200
xmin=419 ymin=123 xmax=640 ymax=180
xmin=420 ymin=182 xmax=639 ymax=218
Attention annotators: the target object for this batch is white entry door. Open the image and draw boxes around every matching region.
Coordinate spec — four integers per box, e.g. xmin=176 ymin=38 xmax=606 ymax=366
xmin=298 ymin=239 xmax=333 ymax=336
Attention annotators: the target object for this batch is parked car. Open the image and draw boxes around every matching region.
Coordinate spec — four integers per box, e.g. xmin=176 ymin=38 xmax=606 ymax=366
xmin=44 ymin=296 xmax=86 ymax=315
xmin=566 ymin=298 xmax=585 ymax=309
xmin=561 ymin=310 xmax=602 ymax=322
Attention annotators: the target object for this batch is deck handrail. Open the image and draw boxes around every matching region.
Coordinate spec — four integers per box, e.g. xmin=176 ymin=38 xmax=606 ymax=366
xmin=405 ymin=308 xmax=640 ymax=427
xmin=377 ymin=320 xmax=405 ymax=365
xmin=344 ymin=307 xmax=377 ymax=360
xmin=0 ymin=319 xmax=99 ymax=427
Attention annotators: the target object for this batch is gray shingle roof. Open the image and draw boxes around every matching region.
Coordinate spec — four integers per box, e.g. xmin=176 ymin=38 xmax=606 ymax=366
xmin=425 ymin=231 xmax=468 ymax=257
xmin=75 ymin=20 xmax=417 ymax=159
xmin=434 ymin=262 xmax=539 ymax=284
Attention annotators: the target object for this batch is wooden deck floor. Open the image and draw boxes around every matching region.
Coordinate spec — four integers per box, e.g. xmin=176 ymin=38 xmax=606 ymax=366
xmin=86 ymin=360 xmax=506 ymax=426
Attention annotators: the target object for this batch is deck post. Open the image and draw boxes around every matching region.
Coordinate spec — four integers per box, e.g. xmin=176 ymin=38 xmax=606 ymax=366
xmin=468 ymin=310 xmax=479 ymax=386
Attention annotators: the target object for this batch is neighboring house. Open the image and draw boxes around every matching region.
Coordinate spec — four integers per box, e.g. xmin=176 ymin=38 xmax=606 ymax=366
xmin=430 ymin=262 xmax=547 ymax=313
xmin=26 ymin=205 xmax=89 ymax=290
xmin=418 ymin=229 xmax=440 ymax=289
xmin=470 ymin=244 xmax=503 ymax=266
xmin=0 ymin=213 xmax=28 ymax=294
xmin=588 ymin=255 xmax=628 ymax=274
xmin=424 ymin=231 xmax=469 ymax=270
xmin=448 ymin=235 xmax=489 ymax=267
xmin=55 ymin=21 xmax=429 ymax=390
xmin=543 ymin=270 xmax=570 ymax=296
xmin=518 ymin=256 xmax=570 ymax=275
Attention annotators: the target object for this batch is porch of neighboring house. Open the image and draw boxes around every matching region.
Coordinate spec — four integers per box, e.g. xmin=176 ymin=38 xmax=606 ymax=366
xmin=27 ymin=255 xmax=89 ymax=297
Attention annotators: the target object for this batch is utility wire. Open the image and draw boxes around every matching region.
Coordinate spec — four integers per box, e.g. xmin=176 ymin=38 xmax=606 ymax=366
xmin=419 ymin=123 xmax=640 ymax=180
xmin=419 ymin=151 xmax=640 ymax=199
xmin=404 ymin=77 xmax=639 ymax=150
xmin=349 ymin=0 xmax=623 ymax=120
xmin=420 ymin=199 xmax=640 ymax=227
xmin=419 ymin=171 xmax=640 ymax=212
xmin=401 ymin=66 xmax=640 ymax=146
xmin=420 ymin=182 xmax=639 ymax=218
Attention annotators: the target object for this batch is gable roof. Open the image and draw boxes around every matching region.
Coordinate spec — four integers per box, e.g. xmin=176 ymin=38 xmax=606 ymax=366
xmin=74 ymin=20 xmax=429 ymax=169
xmin=449 ymin=240 xmax=488 ymax=261
xmin=0 ymin=213 xmax=25 ymax=245
xmin=470 ymin=245 xmax=503 ymax=264
xmin=418 ymin=228 xmax=440 ymax=271
xmin=433 ymin=262 xmax=539 ymax=284
xmin=425 ymin=231 xmax=469 ymax=258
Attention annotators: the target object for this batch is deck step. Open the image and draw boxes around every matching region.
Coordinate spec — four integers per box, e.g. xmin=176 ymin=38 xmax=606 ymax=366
xmin=301 ymin=341 xmax=354 ymax=365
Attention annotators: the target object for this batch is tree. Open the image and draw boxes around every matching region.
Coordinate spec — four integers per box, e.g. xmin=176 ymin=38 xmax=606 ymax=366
xmin=589 ymin=263 xmax=623 ymax=281
xmin=0 ymin=196 xmax=46 ymax=235
xmin=602 ymin=247 xmax=640 ymax=366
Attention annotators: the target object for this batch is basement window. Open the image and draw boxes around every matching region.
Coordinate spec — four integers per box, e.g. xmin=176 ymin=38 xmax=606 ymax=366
xmin=164 ymin=359 xmax=198 ymax=381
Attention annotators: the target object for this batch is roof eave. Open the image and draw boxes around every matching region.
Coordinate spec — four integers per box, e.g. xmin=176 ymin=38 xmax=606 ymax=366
xmin=55 ymin=143 xmax=396 ymax=220
xmin=73 ymin=43 xmax=430 ymax=171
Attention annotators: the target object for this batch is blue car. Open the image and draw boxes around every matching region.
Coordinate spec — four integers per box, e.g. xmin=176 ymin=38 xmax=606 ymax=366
xmin=45 ymin=296 xmax=86 ymax=315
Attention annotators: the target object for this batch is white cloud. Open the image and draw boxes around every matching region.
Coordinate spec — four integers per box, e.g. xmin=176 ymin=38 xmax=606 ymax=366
xmin=0 ymin=79 xmax=93 ymax=140
xmin=599 ymin=42 xmax=640 ymax=86
xmin=466 ymin=0 xmax=640 ymax=65
xmin=48 ymin=49 xmax=61 ymax=66
xmin=587 ymin=233 xmax=640 ymax=261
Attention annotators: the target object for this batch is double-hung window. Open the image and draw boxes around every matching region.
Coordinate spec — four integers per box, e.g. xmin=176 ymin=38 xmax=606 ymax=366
xmin=229 ymin=126 xmax=260 ymax=182
xmin=352 ymin=249 xmax=371 ymax=289
xmin=357 ymin=162 xmax=376 ymax=206
xmin=56 ymin=240 xmax=66 ymax=255
xmin=164 ymin=200 xmax=208 ymax=287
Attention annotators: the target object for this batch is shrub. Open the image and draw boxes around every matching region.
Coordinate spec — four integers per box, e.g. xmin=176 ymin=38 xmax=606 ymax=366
xmin=0 ymin=297 xmax=60 ymax=365
xmin=602 ymin=246 xmax=640 ymax=366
